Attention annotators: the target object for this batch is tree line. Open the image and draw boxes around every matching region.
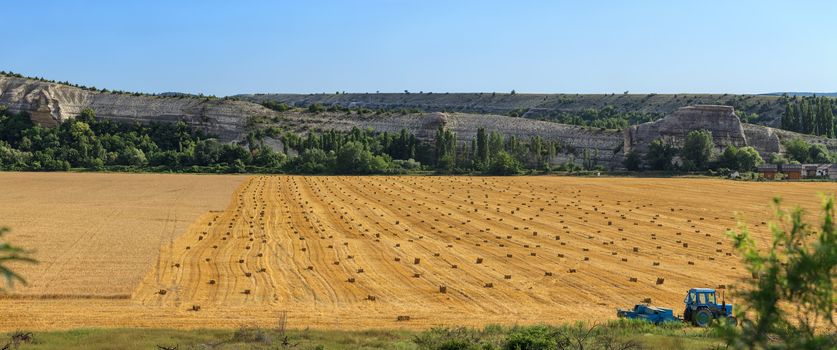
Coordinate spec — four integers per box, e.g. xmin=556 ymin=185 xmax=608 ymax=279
xmin=432 ymin=127 xmax=602 ymax=175
xmin=523 ymin=106 xmax=662 ymax=130
xmin=1 ymin=107 xmax=598 ymax=175
xmin=623 ymin=130 xmax=766 ymax=173
xmin=5 ymin=106 xmax=829 ymax=176
xmin=780 ymin=96 xmax=835 ymax=137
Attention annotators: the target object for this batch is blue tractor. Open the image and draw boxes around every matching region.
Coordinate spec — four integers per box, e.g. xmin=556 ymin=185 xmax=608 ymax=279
xmin=683 ymin=288 xmax=736 ymax=327
xmin=617 ymin=288 xmax=736 ymax=327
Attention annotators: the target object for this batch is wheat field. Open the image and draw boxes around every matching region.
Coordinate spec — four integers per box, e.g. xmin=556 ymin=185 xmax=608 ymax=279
xmin=1 ymin=174 xmax=834 ymax=331
xmin=0 ymin=172 xmax=245 ymax=298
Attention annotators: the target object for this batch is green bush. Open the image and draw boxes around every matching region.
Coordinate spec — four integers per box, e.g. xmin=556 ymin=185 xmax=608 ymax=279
xmin=487 ymin=151 xmax=521 ymax=175
xmin=723 ymin=196 xmax=837 ymax=349
xmin=414 ymin=327 xmax=498 ymax=350
xmin=503 ymin=325 xmax=556 ymax=350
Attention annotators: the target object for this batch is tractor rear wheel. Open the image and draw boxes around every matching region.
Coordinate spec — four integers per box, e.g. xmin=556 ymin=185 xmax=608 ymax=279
xmin=692 ymin=309 xmax=713 ymax=327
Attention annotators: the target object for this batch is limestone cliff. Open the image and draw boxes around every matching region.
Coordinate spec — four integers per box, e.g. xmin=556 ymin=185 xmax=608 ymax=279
xmin=0 ymin=76 xmax=274 ymax=142
xmin=626 ymin=105 xmax=837 ymax=162
xmin=625 ymin=105 xmax=747 ymax=155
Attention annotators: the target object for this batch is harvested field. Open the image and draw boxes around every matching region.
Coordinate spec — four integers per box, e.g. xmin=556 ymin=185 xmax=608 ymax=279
xmin=1 ymin=174 xmax=834 ymax=331
xmin=0 ymin=172 xmax=245 ymax=298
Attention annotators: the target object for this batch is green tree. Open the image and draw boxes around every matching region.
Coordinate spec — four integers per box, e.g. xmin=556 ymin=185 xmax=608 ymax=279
xmin=808 ymin=143 xmax=832 ymax=163
xmin=0 ymin=226 xmax=36 ymax=290
xmin=719 ymin=145 xmax=741 ymax=170
xmin=292 ymin=148 xmax=333 ymax=173
xmin=770 ymin=153 xmax=789 ymax=165
xmin=782 ymin=103 xmax=796 ymax=132
xmin=194 ymin=139 xmax=222 ymax=166
xmin=736 ymin=146 xmax=764 ymax=171
xmin=219 ymin=144 xmax=252 ymax=165
xmin=487 ymin=151 xmax=521 ymax=175
xmin=476 ymin=128 xmax=489 ymax=167
xmin=681 ymin=130 xmax=714 ymax=170
xmin=645 ymin=139 xmax=678 ymax=170
xmin=335 ymin=141 xmax=389 ymax=174
xmin=117 ymin=146 xmax=147 ymax=166
xmin=722 ymin=196 xmax=837 ymax=349
xmin=823 ymin=98 xmax=835 ymax=138
xmin=252 ymin=146 xmax=285 ymax=168
xmin=623 ymin=149 xmax=642 ymax=171
xmin=434 ymin=127 xmax=456 ymax=172
xmin=783 ymin=139 xmax=811 ymax=163
xmin=0 ymin=110 xmax=34 ymax=146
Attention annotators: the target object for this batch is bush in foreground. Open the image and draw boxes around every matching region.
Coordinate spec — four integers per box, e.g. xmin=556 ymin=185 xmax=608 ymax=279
xmin=721 ymin=196 xmax=837 ymax=350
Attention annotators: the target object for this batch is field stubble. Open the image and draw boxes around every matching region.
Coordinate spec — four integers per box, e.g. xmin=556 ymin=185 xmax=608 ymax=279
xmin=1 ymin=174 xmax=833 ymax=331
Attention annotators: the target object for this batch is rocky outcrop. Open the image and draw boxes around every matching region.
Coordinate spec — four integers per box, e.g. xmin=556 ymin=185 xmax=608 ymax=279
xmin=741 ymin=124 xmax=782 ymax=156
xmin=626 ymin=105 xmax=837 ymax=162
xmin=625 ymin=105 xmax=748 ymax=155
xmin=0 ymin=76 xmax=274 ymax=142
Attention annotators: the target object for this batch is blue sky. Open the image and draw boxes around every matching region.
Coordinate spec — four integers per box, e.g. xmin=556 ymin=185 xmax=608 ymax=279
xmin=3 ymin=1 xmax=836 ymax=96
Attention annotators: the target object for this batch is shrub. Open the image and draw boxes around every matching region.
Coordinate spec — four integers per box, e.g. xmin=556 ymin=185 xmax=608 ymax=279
xmin=722 ymin=196 xmax=837 ymax=349
xmin=503 ymin=325 xmax=556 ymax=350
xmin=307 ymin=103 xmax=325 ymax=113
xmin=414 ymin=327 xmax=496 ymax=350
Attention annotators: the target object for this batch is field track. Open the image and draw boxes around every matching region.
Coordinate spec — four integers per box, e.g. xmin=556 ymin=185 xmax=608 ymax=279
xmin=1 ymin=174 xmax=834 ymax=331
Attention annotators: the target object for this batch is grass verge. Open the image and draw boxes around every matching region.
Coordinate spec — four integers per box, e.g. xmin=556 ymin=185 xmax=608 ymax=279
xmin=2 ymin=319 xmax=727 ymax=350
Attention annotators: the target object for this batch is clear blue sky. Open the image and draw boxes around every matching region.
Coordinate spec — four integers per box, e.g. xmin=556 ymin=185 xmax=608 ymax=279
xmin=3 ymin=1 xmax=836 ymax=96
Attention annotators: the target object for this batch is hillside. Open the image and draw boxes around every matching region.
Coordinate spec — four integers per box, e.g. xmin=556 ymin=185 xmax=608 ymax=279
xmin=3 ymin=74 xmax=836 ymax=170
xmin=763 ymin=92 xmax=837 ymax=97
xmin=0 ymin=74 xmax=274 ymax=142
xmin=238 ymin=92 xmax=786 ymax=127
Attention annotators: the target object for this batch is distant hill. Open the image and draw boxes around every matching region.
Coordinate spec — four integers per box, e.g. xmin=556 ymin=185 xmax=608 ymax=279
xmin=761 ymin=92 xmax=837 ymax=97
xmin=237 ymin=92 xmax=788 ymax=127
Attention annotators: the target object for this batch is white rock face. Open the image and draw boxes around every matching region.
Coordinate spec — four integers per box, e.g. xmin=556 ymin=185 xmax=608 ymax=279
xmin=0 ymin=76 xmax=274 ymax=142
xmin=625 ymin=105 xmax=837 ymax=161
xmin=625 ymin=105 xmax=748 ymax=155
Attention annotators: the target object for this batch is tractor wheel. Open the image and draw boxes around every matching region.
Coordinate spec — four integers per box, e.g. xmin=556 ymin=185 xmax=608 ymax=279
xmin=692 ymin=309 xmax=713 ymax=327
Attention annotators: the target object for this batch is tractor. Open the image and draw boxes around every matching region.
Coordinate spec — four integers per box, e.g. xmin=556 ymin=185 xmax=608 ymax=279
xmin=683 ymin=288 xmax=736 ymax=327
xmin=617 ymin=288 xmax=736 ymax=327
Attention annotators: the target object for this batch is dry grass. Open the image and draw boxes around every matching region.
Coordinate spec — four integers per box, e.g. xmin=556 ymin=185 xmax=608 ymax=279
xmin=0 ymin=174 xmax=834 ymax=331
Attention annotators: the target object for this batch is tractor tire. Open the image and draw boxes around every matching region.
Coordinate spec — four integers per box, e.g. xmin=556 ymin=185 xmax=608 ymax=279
xmin=692 ymin=309 xmax=713 ymax=327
